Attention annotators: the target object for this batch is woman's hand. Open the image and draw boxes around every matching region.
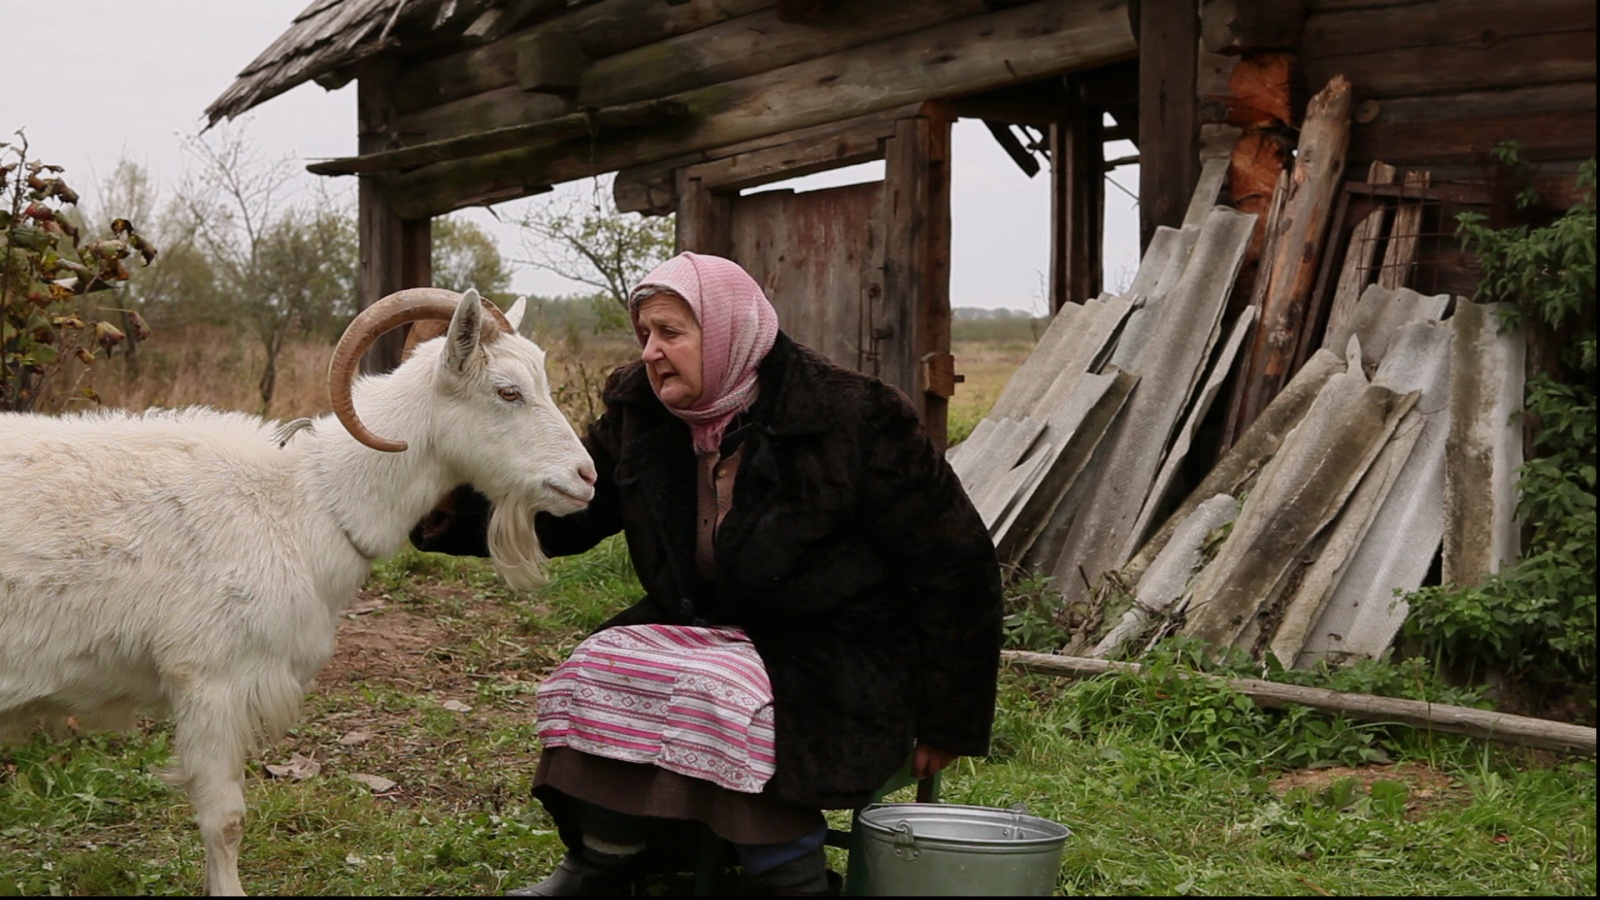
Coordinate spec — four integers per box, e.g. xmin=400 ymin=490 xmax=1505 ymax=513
xmin=911 ymin=744 xmax=959 ymax=779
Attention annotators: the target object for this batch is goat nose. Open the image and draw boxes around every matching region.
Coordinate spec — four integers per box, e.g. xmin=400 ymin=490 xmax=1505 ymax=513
xmin=577 ymin=461 xmax=598 ymax=487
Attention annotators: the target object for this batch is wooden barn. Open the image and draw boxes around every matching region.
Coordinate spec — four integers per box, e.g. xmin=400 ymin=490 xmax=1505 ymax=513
xmin=208 ymin=0 xmax=1596 ymax=665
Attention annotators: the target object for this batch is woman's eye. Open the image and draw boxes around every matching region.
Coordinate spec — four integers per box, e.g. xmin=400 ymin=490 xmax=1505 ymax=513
xmin=497 ymin=386 xmax=522 ymax=402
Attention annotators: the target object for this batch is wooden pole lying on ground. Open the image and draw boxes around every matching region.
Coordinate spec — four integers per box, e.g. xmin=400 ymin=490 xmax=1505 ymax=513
xmin=1002 ymin=649 xmax=1597 ymax=758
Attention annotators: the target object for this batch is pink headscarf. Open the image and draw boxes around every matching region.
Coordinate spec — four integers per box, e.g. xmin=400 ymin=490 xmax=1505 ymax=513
xmin=630 ymin=252 xmax=779 ymax=453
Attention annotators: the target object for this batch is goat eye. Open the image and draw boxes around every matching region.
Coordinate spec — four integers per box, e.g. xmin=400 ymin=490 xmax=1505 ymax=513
xmin=497 ymin=386 xmax=522 ymax=402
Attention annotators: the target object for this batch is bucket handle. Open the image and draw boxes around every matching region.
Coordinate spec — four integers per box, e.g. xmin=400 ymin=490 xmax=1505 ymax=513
xmin=891 ymin=820 xmax=921 ymax=860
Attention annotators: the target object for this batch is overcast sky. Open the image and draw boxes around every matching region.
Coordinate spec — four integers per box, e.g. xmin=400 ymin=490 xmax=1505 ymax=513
xmin=1 ymin=0 xmax=1141 ymax=312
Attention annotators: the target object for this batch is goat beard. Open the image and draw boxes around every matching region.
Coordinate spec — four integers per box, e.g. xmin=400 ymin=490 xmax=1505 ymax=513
xmin=485 ymin=496 xmax=551 ymax=591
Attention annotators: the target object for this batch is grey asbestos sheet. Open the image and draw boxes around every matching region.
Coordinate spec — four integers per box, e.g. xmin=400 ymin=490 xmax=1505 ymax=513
xmin=1323 ymin=283 xmax=1451 ymax=373
xmin=1050 ymin=207 xmax=1255 ymax=610
xmin=1443 ymin=301 xmax=1525 ymax=586
xmin=1179 ymin=345 xmax=1420 ymax=650
xmin=1297 ymin=318 xmax=1455 ymax=667
xmin=1091 ymin=493 xmax=1240 ymax=659
xmin=1125 ymin=304 xmax=1260 ymax=561
xmin=988 ymin=301 xmax=1085 ymax=421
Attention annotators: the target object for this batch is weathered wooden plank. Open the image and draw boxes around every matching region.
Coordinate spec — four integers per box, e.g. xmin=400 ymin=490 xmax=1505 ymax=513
xmin=612 ymin=103 xmax=921 ymax=214
xmin=1322 ymin=161 xmax=1397 ymax=344
xmin=356 ymin=56 xmax=428 ymax=375
xmin=1091 ymin=493 xmax=1241 ymax=659
xmin=1052 ymin=84 xmax=1106 ymax=311
xmin=728 ymin=180 xmax=881 ymax=372
xmin=1442 ymin=300 xmax=1524 ymax=587
xmin=1297 ymin=318 xmax=1454 ymax=667
xmin=390 ymin=0 xmax=1136 ymax=218
xmin=1180 ymin=348 xmax=1419 ymax=650
xmin=1375 ymin=171 xmax=1431 ymax=289
xmin=1229 ymin=75 xmax=1351 ymax=439
xmin=1050 ymin=207 xmax=1255 ymax=611
xmin=578 ymin=0 xmax=992 ymax=109
xmin=1002 ymin=649 xmax=1598 ymax=757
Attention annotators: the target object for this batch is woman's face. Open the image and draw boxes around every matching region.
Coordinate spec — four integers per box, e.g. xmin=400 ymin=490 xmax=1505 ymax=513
xmin=635 ymin=292 xmax=704 ymax=409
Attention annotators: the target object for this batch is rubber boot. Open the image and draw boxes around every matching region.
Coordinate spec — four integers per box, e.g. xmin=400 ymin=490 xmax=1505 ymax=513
xmin=505 ymin=851 xmax=638 ymax=897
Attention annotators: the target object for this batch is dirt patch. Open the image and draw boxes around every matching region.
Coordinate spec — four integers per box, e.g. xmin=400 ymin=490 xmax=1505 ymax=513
xmin=314 ymin=590 xmax=460 ymax=692
xmin=1269 ymin=762 xmax=1470 ymax=819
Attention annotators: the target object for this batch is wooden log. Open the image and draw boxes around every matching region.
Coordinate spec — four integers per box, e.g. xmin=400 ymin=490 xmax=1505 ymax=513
xmin=389 ymin=0 xmax=772 ymax=114
xmin=310 ymin=99 xmax=690 ymax=175
xmin=1201 ymin=0 xmax=1308 ymax=55
xmin=1302 ymin=0 xmax=1596 ymax=100
xmin=1222 ymin=50 xmax=1296 ymax=130
xmin=1002 ymin=649 xmax=1598 ymax=757
xmin=356 ymin=57 xmax=429 ymax=376
xmin=578 ymin=0 xmax=990 ymax=110
xmin=1349 ymin=83 xmax=1597 ymax=166
xmin=516 ymin=29 xmax=589 ymax=95
xmin=391 ymin=0 xmax=1136 ymax=219
xmin=1229 ymin=74 xmax=1351 ymax=439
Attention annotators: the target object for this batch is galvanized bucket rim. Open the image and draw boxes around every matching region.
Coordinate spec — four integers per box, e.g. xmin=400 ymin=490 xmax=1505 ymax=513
xmin=857 ymin=802 xmax=1072 ymax=850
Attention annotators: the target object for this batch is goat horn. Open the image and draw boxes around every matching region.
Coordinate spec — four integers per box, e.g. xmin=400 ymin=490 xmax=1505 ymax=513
xmin=327 ymin=287 xmax=512 ymax=452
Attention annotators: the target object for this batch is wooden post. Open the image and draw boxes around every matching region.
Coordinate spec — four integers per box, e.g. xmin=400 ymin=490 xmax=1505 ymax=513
xmin=1138 ymin=0 xmax=1201 ymax=250
xmin=673 ymin=169 xmax=734 ymax=258
xmin=358 ymin=58 xmax=432 ymax=375
xmin=881 ymin=108 xmax=954 ymax=449
xmin=1050 ymin=77 xmax=1104 ymax=313
xmin=1228 ymin=75 xmax=1351 ymax=438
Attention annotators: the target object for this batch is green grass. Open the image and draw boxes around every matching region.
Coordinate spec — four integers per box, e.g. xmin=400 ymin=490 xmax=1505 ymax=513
xmin=3 ymin=535 xmax=1594 ymax=896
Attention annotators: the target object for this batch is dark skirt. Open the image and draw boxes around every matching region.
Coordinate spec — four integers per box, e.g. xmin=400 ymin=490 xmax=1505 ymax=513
xmin=533 ymin=746 xmax=825 ymax=866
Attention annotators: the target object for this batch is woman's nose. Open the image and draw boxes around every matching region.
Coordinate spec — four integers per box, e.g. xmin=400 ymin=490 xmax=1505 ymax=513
xmin=641 ymin=335 xmax=663 ymax=361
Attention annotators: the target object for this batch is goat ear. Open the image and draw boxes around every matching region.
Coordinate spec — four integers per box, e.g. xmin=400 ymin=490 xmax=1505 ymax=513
xmin=505 ymin=296 xmax=529 ymax=335
xmin=444 ymin=288 xmax=486 ymax=375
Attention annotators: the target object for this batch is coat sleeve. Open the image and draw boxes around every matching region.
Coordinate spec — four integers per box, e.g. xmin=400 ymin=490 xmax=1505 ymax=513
xmin=857 ymin=384 xmax=1004 ymax=758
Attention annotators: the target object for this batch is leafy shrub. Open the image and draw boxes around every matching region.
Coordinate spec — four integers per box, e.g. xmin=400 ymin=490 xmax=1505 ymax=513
xmin=1403 ymin=148 xmax=1596 ymax=701
xmin=1 ymin=132 xmax=156 ymax=410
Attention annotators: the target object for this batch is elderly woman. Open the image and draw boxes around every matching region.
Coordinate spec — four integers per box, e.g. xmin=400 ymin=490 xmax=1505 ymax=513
xmin=413 ymin=252 xmax=1003 ymax=896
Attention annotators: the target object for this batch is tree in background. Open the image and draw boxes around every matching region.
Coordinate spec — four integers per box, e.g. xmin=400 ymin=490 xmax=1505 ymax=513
xmin=1 ymin=131 xmax=156 ymax=412
xmin=433 ymin=215 xmax=515 ymax=305
xmin=513 ymin=176 xmax=674 ymax=333
xmin=172 ymin=125 xmax=357 ymax=412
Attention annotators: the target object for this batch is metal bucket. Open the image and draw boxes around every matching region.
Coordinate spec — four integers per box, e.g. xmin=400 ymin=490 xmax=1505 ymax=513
xmin=856 ymin=803 xmax=1071 ymax=896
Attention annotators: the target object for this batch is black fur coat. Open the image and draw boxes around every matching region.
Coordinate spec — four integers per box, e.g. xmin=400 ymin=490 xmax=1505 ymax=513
xmin=416 ymin=332 xmax=1003 ymax=810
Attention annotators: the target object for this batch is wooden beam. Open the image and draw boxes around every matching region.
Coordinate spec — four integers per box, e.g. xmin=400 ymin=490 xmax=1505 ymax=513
xmin=1003 ymin=650 xmax=1598 ymax=758
xmin=393 ymin=0 xmax=1136 ymax=219
xmin=613 ymin=103 xmax=921 ymax=215
xmin=1050 ymin=77 xmax=1104 ymax=313
xmin=880 ymin=109 xmax=954 ymax=449
xmin=673 ymin=169 xmax=734 ymax=259
xmin=310 ymin=99 xmax=691 ymax=175
xmin=357 ymin=57 xmax=425 ymax=375
xmin=391 ymin=0 xmax=772 ymax=114
xmin=1228 ymin=74 xmax=1351 ymax=439
xmin=516 ymin=29 xmax=589 ymax=95
xmin=1138 ymin=0 xmax=1201 ymax=250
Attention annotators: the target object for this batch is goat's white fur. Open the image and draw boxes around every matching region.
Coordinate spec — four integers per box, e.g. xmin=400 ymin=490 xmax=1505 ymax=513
xmin=0 ymin=290 xmax=595 ymax=895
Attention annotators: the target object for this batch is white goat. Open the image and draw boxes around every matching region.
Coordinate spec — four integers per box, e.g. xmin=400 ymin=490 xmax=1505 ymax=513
xmin=0 ymin=288 xmax=595 ymax=895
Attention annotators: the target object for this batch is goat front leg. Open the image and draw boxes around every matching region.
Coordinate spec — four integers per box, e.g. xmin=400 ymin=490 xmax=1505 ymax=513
xmin=170 ymin=690 xmax=251 ymax=896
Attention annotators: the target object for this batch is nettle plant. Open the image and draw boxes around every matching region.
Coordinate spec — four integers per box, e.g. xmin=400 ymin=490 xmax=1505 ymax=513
xmin=1 ymin=132 xmax=156 ymax=411
xmin=1404 ymin=147 xmax=1597 ymax=698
